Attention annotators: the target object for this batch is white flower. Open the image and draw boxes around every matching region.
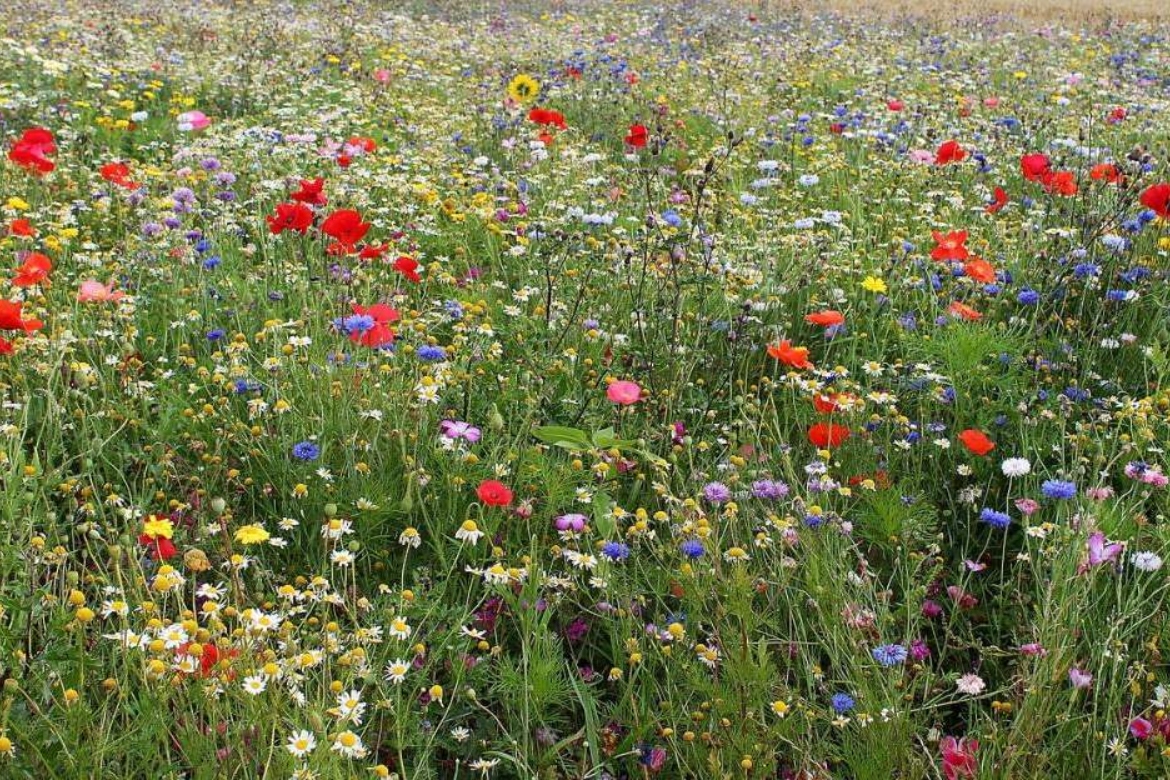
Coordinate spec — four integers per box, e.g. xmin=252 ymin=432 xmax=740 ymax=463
xmin=1130 ymin=551 xmax=1163 ymax=572
xmin=384 ymin=659 xmax=410 ymax=684
xmin=159 ymin=623 xmax=189 ymax=649
xmin=285 ymin=730 xmax=316 ymax=758
xmin=455 ymin=520 xmax=483 ymax=545
xmin=330 ymin=730 xmax=367 ymax=758
xmin=956 ymin=673 xmax=985 ymax=696
xmin=242 ymin=674 xmax=267 ymax=695
xmin=388 ymin=617 xmax=412 ymax=641
xmin=1001 ymin=458 xmax=1032 ymax=478
xmin=335 ymin=690 xmax=366 ymax=725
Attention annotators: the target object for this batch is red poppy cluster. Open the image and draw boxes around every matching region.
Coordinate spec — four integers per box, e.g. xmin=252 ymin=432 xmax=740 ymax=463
xmin=8 ymin=127 xmax=56 ymax=174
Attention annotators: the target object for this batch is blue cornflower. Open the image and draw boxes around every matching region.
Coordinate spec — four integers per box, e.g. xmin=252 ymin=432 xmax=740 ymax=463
xmin=979 ymin=507 xmax=1011 ymax=529
xmin=444 ymin=300 xmax=465 ymax=320
xmin=872 ymin=644 xmax=908 ymax=667
xmin=202 ymin=255 xmax=222 ymax=270
xmin=206 ymin=329 xmax=225 ymax=341
xmin=1017 ymin=288 xmax=1040 ymax=305
xmin=601 ymin=542 xmax=630 ymax=561
xmin=679 ymin=539 xmax=705 ymax=559
xmin=340 ymin=313 xmax=375 ymax=335
xmin=831 ymin=693 xmax=855 ymax=714
xmin=1041 ymin=479 xmax=1077 ymax=500
xmin=661 ymin=210 xmax=682 ymax=227
xmin=292 ymin=441 xmax=320 ymax=461
xmin=416 ymin=345 xmax=447 ymax=362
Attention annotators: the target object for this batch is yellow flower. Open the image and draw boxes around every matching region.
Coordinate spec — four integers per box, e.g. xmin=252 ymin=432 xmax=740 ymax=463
xmin=861 ymin=276 xmax=888 ymax=294
xmin=506 ymin=73 xmax=540 ymax=104
xmin=234 ymin=524 xmax=270 ymax=545
xmin=5 ymin=197 xmax=29 ymax=211
xmin=771 ymin=700 xmax=790 ymax=717
xmin=141 ymin=514 xmax=174 ymax=539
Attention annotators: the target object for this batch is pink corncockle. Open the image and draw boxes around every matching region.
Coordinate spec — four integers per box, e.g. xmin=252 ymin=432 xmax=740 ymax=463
xmin=939 ymin=736 xmax=978 ymax=780
xmin=606 ymin=380 xmax=642 ymax=405
xmin=77 ymin=280 xmax=125 ymax=303
xmin=1069 ymin=667 xmax=1093 ymax=689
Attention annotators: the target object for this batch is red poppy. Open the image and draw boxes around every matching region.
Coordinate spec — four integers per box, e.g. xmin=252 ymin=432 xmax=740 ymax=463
xmin=766 ymin=339 xmax=813 ymax=370
xmin=886 ymin=99 xmax=904 ymax=111
xmin=0 ymin=300 xmax=43 ymax=332
xmin=476 ymin=479 xmax=513 ymax=507
xmin=138 ymin=533 xmax=177 ymax=561
xmin=1089 ymin=164 xmax=1120 ymax=184
xmin=985 ymin=187 xmax=1008 ymax=214
xmin=393 ymin=255 xmax=420 ymax=283
xmin=934 ymin=140 xmax=966 ymax=165
xmin=1020 ymin=153 xmax=1051 ymax=182
xmin=1108 ymin=107 xmax=1126 ymax=124
xmin=963 ymin=258 xmax=996 ymax=284
xmin=176 ymin=642 xmax=219 ymax=676
xmin=1139 ymin=183 xmax=1170 ymax=218
xmin=346 ymin=136 xmax=377 ymax=154
xmin=528 ymin=108 xmax=567 ymax=130
xmin=321 ymin=209 xmax=371 ymax=254
xmin=0 ymin=338 xmax=12 ymax=355
xmin=537 ymin=131 xmax=555 ymax=147
xmin=348 ymin=302 xmax=399 ymax=348
xmin=808 ymin=422 xmax=851 ymax=449
xmin=291 ymin=177 xmax=327 ymax=206
xmin=948 ymin=301 xmax=982 ymax=321
xmin=957 ymin=428 xmax=995 ymax=456
xmin=625 ymin=124 xmax=648 ymax=148
xmin=931 ymin=230 xmax=969 ymax=262
xmin=9 ymin=219 xmax=35 ymax=237
xmin=13 ymin=252 xmax=52 ymax=287
xmin=804 ymin=310 xmax=844 ymax=328
xmin=1040 ymin=170 xmax=1077 ymax=197
xmin=8 ymin=127 xmax=56 ymax=174
xmin=100 ymin=161 xmax=140 ymax=190
xmin=266 ymin=202 xmax=314 ymax=235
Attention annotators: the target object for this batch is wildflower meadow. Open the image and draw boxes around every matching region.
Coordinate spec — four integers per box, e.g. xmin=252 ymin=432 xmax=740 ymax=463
xmin=2 ymin=1 xmax=1170 ymax=778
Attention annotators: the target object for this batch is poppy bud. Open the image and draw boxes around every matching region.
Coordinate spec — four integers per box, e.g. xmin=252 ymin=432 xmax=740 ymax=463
xmin=210 ymin=497 xmax=226 ymax=514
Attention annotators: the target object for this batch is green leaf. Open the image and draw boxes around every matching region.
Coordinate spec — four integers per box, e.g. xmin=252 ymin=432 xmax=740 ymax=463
xmin=593 ymin=491 xmax=615 ymax=538
xmin=533 ymin=425 xmax=593 ymax=451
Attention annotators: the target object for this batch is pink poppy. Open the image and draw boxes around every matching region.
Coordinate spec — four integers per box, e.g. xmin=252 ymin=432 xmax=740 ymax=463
xmin=77 ymin=280 xmax=125 ymax=303
xmin=606 ymin=380 xmax=641 ymax=405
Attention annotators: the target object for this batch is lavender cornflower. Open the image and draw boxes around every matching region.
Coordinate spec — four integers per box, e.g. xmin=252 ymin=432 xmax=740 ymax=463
xmin=702 ymin=482 xmax=731 ymax=504
xmin=751 ymin=479 xmax=789 ymax=500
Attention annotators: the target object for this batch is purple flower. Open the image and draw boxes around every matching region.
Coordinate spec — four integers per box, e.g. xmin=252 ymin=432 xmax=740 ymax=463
xmin=439 ymin=419 xmax=481 ymax=442
xmin=702 ymin=482 xmax=731 ymax=504
xmin=751 ymin=479 xmax=789 ymax=500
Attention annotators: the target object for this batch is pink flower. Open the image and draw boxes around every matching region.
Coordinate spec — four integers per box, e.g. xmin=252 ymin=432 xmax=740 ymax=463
xmin=177 ymin=110 xmax=210 ymax=132
xmin=77 ymin=280 xmax=125 ymax=303
xmin=1014 ymin=498 xmax=1039 ymax=516
xmin=1129 ymin=717 xmax=1153 ymax=740
xmin=1068 ymin=667 xmax=1093 ymax=689
xmin=374 ymin=69 xmax=392 ymax=84
xmin=606 ymin=380 xmax=642 ymax=405
xmin=908 ymin=149 xmax=935 ymax=164
xmin=940 ymin=736 xmax=978 ymax=780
